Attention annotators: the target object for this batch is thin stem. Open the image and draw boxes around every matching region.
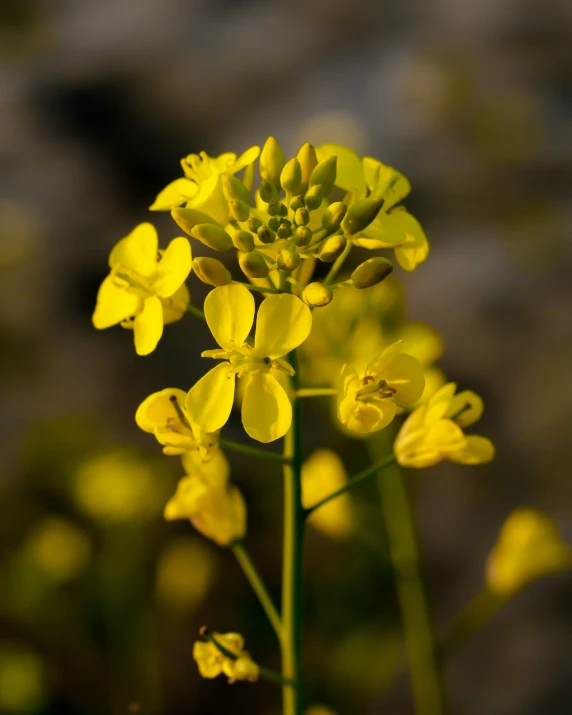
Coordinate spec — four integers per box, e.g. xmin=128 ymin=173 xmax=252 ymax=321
xmin=295 ymin=387 xmax=337 ymax=398
xmin=237 ymin=282 xmax=280 ymax=294
xmin=324 ymin=240 xmax=352 ymax=285
xmin=266 ymin=273 xmax=278 ymax=291
xmin=231 ymin=541 xmax=282 ymax=641
xmin=219 ymin=437 xmax=290 ymax=464
xmin=281 ymin=349 xmax=305 ymax=715
xmin=187 ymin=304 xmax=206 ymax=321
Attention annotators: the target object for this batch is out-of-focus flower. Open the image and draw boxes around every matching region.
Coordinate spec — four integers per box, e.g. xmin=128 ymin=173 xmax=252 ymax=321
xmin=394 ymin=383 xmax=494 ymax=468
xmin=486 ymin=508 xmax=572 ymax=596
xmin=193 ymin=633 xmax=258 ymax=682
xmin=338 ymin=341 xmax=425 ymax=434
xmin=0 ymin=645 xmax=47 ymax=714
xmin=155 ymin=539 xmax=217 ymax=614
xmin=23 ymin=517 xmax=91 ymax=583
xmin=302 ymin=450 xmax=353 ymax=539
xmin=92 ymin=223 xmax=192 ymax=355
xmin=305 ymin=707 xmax=339 ymax=715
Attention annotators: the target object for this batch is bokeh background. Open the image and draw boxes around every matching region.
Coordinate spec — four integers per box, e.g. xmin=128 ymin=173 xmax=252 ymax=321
xmin=1 ymin=0 xmax=572 ymax=713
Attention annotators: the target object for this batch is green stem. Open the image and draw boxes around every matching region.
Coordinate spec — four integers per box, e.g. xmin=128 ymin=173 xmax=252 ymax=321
xmin=219 ymin=437 xmax=289 ymax=464
xmin=231 ymin=541 xmax=282 ymax=641
xmin=371 ymin=439 xmax=447 ymax=715
xmin=237 ymin=282 xmax=280 ymax=294
xmin=187 ymin=304 xmax=206 ymax=321
xmin=295 ymin=387 xmax=337 ymax=398
xmin=266 ymin=273 xmax=278 ymax=291
xmin=324 ymin=240 xmax=352 ymax=285
xmin=281 ymin=349 xmax=305 ymax=714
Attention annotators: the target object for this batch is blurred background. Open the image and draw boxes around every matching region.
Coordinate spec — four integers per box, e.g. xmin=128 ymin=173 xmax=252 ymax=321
xmin=1 ymin=0 xmax=572 ymax=713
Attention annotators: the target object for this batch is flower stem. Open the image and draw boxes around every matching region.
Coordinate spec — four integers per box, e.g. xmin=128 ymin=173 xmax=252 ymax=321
xmin=295 ymin=387 xmax=337 ymax=398
xmin=219 ymin=437 xmax=290 ymax=464
xmin=281 ymin=348 xmax=305 ymax=715
xmin=231 ymin=541 xmax=282 ymax=641
xmin=237 ymin=282 xmax=281 ymax=294
xmin=187 ymin=304 xmax=206 ymax=321
xmin=324 ymin=241 xmax=352 ymax=285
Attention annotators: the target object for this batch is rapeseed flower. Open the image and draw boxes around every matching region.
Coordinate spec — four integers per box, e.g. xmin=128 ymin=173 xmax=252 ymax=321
xmin=193 ymin=632 xmax=258 ymax=682
xmin=302 ymin=450 xmax=353 ymax=539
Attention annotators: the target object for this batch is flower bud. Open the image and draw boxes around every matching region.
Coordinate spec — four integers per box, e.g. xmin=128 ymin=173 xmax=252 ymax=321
xmin=294 ymin=225 xmax=312 ymax=247
xmin=277 ymin=222 xmax=293 ymax=239
xmin=239 ymin=250 xmax=269 ymax=279
xmin=322 ymin=201 xmax=347 ymax=231
xmin=278 ymin=203 xmax=288 ymax=217
xmin=296 ymin=142 xmax=318 ymax=194
xmin=295 ymin=207 xmax=310 ymax=226
xmin=318 ymin=234 xmax=347 ymax=263
xmin=277 ymin=249 xmax=301 ymax=272
xmin=341 ymin=197 xmax=384 ymax=236
xmin=232 ymin=230 xmax=255 ymax=253
xmin=309 ymin=155 xmax=337 ymax=196
xmin=260 ymin=136 xmax=286 ymax=188
xmin=229 ymin=199 xmax=250 ymax=223
xmin=222 ymin=174 xmax=250 ymax=204
xmin=280 ymin=158 xmax=302 ymax=194
xmin=190 ymin=223 xmax=234 ymax=252
xmin=351 ymin=257 xmax=393 ymax=288
xmin=171 ymin=207 xmax=218 ymax=235
xmin=304 ymin=185 xmax=323 ymax=211
xmin=302 ymin=282 xmax=333 ymax=307
xmin=192 ymin=257 xmax=232 ymax=287
xmin=267 ymin=200 xmax=280 ymax=217
xmin=257 ymin=226 xmax=275 ymax=244
xmin=268 ymin=217 xmax=281 ymax=232
xmin=247 ymin=217 xmax=262 ymax=233
xmin=259 ymin=180 xmax=278 ymax=204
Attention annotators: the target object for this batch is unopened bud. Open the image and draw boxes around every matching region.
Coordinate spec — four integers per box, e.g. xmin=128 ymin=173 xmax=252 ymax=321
xmin=309 ymin=155 xmax=337 ymax=196
xmin=190 ymin=223 xmax=234 ymax=251
xmin=351 ymin=257 xmax=394 ymax=288
xmin=239 ymin=250 xmax=269 ymax=279
xmin=277 ymin=222 xmax=293 ymax=239
xmin=294 ymin=225 xmax=312 ymax=247
xmin=279 ymin=203 xmax=288 ymax=217
xmin=268 ymin=217 xmax=281 ymax=232
xmin=322 ymin=201 xmax=347 ymax=231
xmin=280 ymin=158 xmax=302 ymax=194
xmin=290 ymin=197 xmax=305 ymax=212
xmin=277 ymin=249 xmax=301 ymax=272
xmin=342 ymin=197 xmax=384 ymax=236
xmin=222 ymin=174 xmax=250 ymax=204
xmin=318 ymin=234 xmax=347 ymax=263
xmin=296 ymin=142 xmax=318 ymax=194
xmin=260 ymin=136 xmax=286 ymax=188
xmin=192 ymin=257 xmax=232 ymax=286
xmin=171 ymin=207 xmax=217 ymax=236
xmin=302 ymin=282 xmax=333 ymax=307
xmin=229 ymin=199 xmax=250 ymax=223
xmin=259 ymin=180 xmax=278 ymax=204
xmin=295 ymin=207 xmax=310 ymax=226
xmin=247 ymin=217 xmax=262 ymax=233
xmin=257 ymin=226 xmax=276 ymax=244
xmin=304 ymin=185 xmax=323 ymax=211
xmin=267 ymin=200 xmax=280 ymax=217
xmin=233 ymin=230 xmax=255 ymax=253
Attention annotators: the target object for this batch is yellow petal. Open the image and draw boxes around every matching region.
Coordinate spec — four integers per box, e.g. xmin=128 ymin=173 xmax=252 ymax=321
xmin=316 ymin=144 xmax=366 ymax=197
xmin=382 ymin=353 xmax=425 ymax=405
xmin=230 ymin=145 xmax=260 ymax=173
xmin=186 ymin=363 xmax=236 ymax=432
xmin=181 ymin=448 xmax=230 ymax=487
xmin=188 ymin=175 xmax=230 ymax=226
xmin=135 ymin=388 xmax=187 ymax=432
xmin=152 ymin=237 xmax=192 ymax=297
xmin=134 ymin=296 xmax=163 ymax=355
xmin=361 ymin=211 xmax=407 ymax=247
xmin=161 ymin=283 xmax=190 ymax=325
xmin=108 ymin=223 xmax=158 ymax=277
xmin=149 ymin=178 xmax=198 ymax=211
xmin=337 ymin=363 xmax=361 ymax=425
xmin=348 ymin=400 xmax=396 ymax=434
xmin=241 ymin=372 xmax=292 ymax=443
xmin=92 ymin=276 xmax=141 ymax=329
xmin=204 ymin=283 xmax=255 ymax=351
xmin=447 ymin=390 xmax=483 ymax=427
xmin=303 ymin=449 xmax=353 ymax=539
xmin=391 ymin=209 xmax=429 ymax=271
xmin=450 ymin=435 xmax=495 ymax=465
xmin=254 ymin=294 xmax=312 ymax=359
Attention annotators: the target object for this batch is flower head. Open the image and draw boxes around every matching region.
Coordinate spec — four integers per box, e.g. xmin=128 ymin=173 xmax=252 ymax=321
xmin=394 ymin=383 xmax=495 ymax=468
xmin=338 ymin=341 xmax=425 ymax=434
xmin=193 ymin=632 xmax=258 ymax=683
xmin=486 ymin=508 xmax=572 ymax=596
xmin=186 ymin=282 xmax=312 ymax=443
xmin=92 ymin=223 xmax=192 ymax=355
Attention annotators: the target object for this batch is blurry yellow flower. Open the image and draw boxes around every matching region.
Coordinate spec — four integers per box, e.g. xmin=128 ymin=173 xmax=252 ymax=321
xmin=92 ymin=223 xmax=192 ymax=355
xmin=186 ymin=282 xmax=312 ymax=443
xmin=486 ymin=508 xmax=572 ymax=596
xmin=0 ymin=646 xmax=47 ymax=714
xmin=193 ymin=632 xmax=258 ymax=682
xmin=394 ymin=383 xmax=495 ymax=468
xmin=150 ymin=147 xmax=260 ymax=225
xmin=302 ymin=450 xmax=353 ymax=539
xmin=305 ymin=707 xmax=339 ymax=715
xmin=164 ymin=474 xmax=246 ymax=546
xmin=338 ymin=341 xmax=425 ymax=434
xmin=23 ymin=517 xmax=91 ymax=583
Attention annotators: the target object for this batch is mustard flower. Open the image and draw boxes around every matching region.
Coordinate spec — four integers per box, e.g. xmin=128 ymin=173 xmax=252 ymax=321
xmin=394 ymin=382 xmax=495 ymax=468
xmin=92 ymin=223 xmax=192 ymax=355
xmin=186 ymin=282 xmax=312 ymax=443
xmin=486 ymin=508 xmax=572 ymax=596
xmin=193 ymin=633 xmax=258 ymax=682
xmin=338 ymin=341 xmax=425 ymax=434
xmin=302 ymin=450 xmax=353 ymax=539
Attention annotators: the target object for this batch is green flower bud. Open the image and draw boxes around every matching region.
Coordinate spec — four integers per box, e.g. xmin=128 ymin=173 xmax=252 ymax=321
xmin=190 ymin=223 xmax=234 ymax=251
xmin=294 ymin=225 xmax=312 ymax=247
xmin=239 ymin=250 xmax=269 ymax=279
xmin=302 ymin=282 xmax=333 ymax=307
xmin=260 ymin=136 xmax=286 ymax=188
xmin=267 ymin=200 xmax=280 ymax=217
xmin=222 ymin=174 xmax=250 ymax=204
xmin=278 ymin=203 xmax=288 ymax=217
xmin=351 ymin=257 xmax=394 ymax=288
xmin=309 ymin=155 xmax=337 ymax=196
xmin=192 ymin=257 xmax=232 ymax=286
xmin=257 ymin=226 xmax=276 ymax=244
xmin=277 ymin=222 xmax=293 ymax=239
xmin=322 ymin=201 xmax=347 ymax=231
xmin=318 ymin=234 xmax=347 ymax=263
xmin=295 ymin=207 xmax=310 ymax=226
xmin=277 ymin=249 xmax=301 ymax=272
xmin=268 ymin=217 xmax=281 ymax=232
xmin=341 ymin=197 xmax=384 ymax=236
xmin=290 ymin=197 xmax=305 ymax=212
xmin=280 ymin=158 xmax=302 ymax=194
xmin=247 ymin=217 xmax=262 ymax=233
xmin=229 ymin=199 xmax=250 ymax=223
xmin=171 ymin=207 xmax=218 ymax=236
xmin=259 ymin=180 xmax=278 ymax=204
xmin=304 ymin=185 xmax=323 ymax=211
xmin=296 ymin=142 xmax=318 ymax=194
xmin=233 ymin=230 xmax=255 ymax=253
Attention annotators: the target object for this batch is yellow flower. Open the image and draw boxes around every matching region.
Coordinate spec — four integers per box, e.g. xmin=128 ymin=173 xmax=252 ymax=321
xmin=186 ymin=282 xmax=312 ymax=443
xmin=486 ymin=508 xmax=572 ymax=596
xmin=394 ymin=382 xmax=495 ymax=468
xmin=150 ymin=147 xmax=260 ymax=225
xmin=23 ymin=517 xmax=91 ymax=583
xmin=92 ymin=223 xmax=192 ymax=355
xmin=193 ymin=633 xmax=259 ymax=683
xmin=164 ymin=473 xmax=246 ymax=547
xmin=302 ymin=450 xmax=353 ymax=539
xmin=338 ymin=341 xmax=425 ymax=434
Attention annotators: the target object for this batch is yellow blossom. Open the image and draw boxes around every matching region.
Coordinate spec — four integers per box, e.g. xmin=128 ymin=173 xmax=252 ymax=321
xmin=338 ymin=341 xmax=425 ymax=434
xmin=302 ymin=450 xmax=353 ymax=539
xmin=394 ymin=382 xmax=495 ymax=468
xmin=155 ymin=539 xmax=217 ymax=614
xmin=486 ymin=508 xmax=572 ymax=596
xmin=23 ymin=517 xmax=91 ymax=583
xmin=186 ymin=282 xmax=312 ymax=443
xmin=92 ymin=223 xmax=192 ymax=355
xmin=193 ymin=632 xmax=258 ymax=682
